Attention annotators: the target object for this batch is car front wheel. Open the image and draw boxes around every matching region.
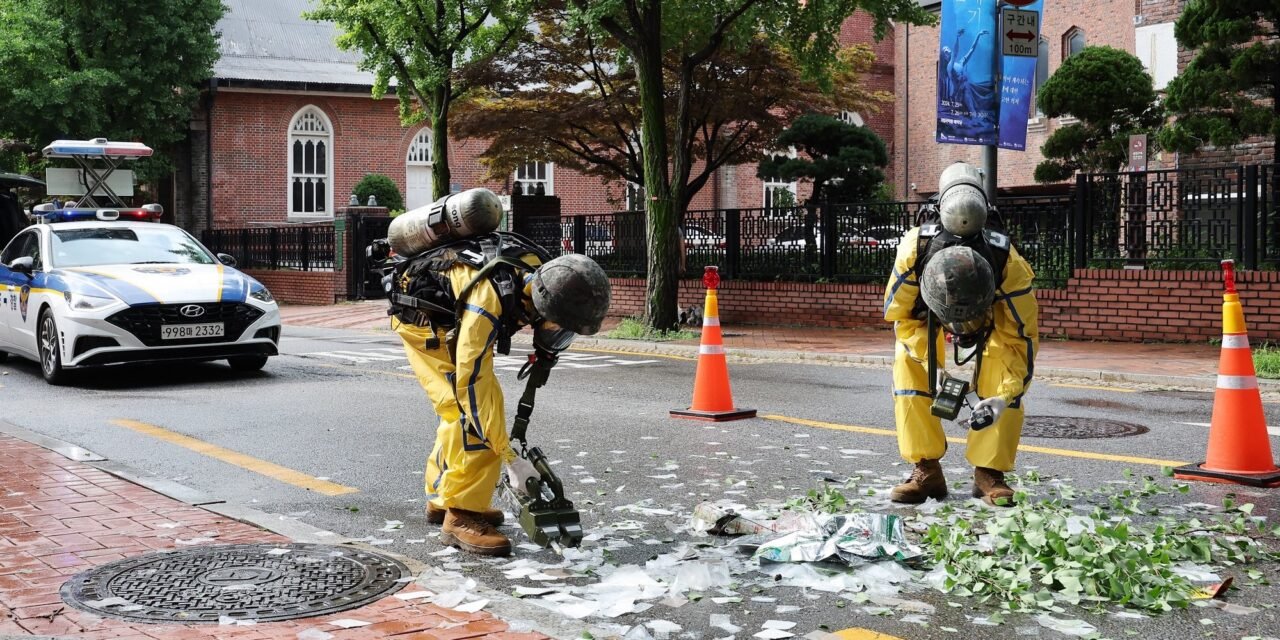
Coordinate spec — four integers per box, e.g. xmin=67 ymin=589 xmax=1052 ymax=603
xmin=38 ymin=309 xmax=69 ymax=385
xmin=227 ymin=355 xmax=269 ymax=372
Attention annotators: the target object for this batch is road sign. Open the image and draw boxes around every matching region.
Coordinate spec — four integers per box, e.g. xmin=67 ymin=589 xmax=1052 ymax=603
xmin=1002 ymin=8 xmax=1040 ymax=57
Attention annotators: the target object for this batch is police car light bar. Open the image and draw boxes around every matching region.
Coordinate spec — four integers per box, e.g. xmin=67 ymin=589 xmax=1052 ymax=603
xmin=37 ymin=207 xmax=162 ymax=223
xmin=42 ymin=138 xmax=153 ymax=159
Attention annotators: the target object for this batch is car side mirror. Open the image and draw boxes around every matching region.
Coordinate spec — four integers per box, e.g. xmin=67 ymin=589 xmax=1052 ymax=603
xmin=9 ymin=256 xmax=34 ymax=276
xmin=216 ymin=253 xmax=237 ymax=267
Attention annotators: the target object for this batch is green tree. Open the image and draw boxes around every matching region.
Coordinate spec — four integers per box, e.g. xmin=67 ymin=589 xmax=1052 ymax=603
xmin=308 ymin=0 xmax=529 ymax=201
xmin=0 ymin=0 xmax=225 ymax=181
xmin=757 ymin=113 xmax=888 ymax=265
xmin=565 ymin=0 xmax=931 ymax=330
xmin=353 ymin=173 xmax=404 ymax=211
xmin=758 ymin=114 xmax=889 ymax=204
xmin=1159 ymin=0 xmax=1279 ymax=154
xmin=1033 ymin=46 xmax=1162 ymax=183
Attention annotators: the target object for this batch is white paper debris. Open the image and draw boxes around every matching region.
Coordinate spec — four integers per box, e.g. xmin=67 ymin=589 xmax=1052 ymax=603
xmin=455 ymin=599 xmax=489 ymax=613
xmin=763 ymin=620 xmax=797 ymax=630
xmin=327 ymin=619 xmax=371 ymax=629
xmin=394 ymin=590 xmax=434 ymax=601
xmin=754 ymin=629 xmax=795 ymax=639
xmin=1036 ymin=614 xmax=1098 ymax=637
xmin=218 ymin=616 xmax=257 ymax=626
xmin=296 ymin=629 xmax=334 ymax=640
xmin=266 ymin=548 xmax=292 ymax=556
xmin=430 ymin=547 xmax=460 ymax=557
xmin=710 ymin=614 xmax=742 ymax=633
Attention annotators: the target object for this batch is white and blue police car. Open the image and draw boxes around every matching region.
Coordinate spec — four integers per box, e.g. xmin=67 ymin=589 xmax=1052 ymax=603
xmin=0 ymin=210 xmax=281 ymax=384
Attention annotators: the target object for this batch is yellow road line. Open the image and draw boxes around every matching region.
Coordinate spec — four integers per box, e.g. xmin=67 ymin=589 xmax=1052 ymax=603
xmin=572 ymin=346 xmax=696 ymax=362
xmin=110 ymin=419 xmax=359 ymax=496
xmin=833 ymin=630 xmax=906 ymax=640
xmin=1051 ymin=383 xmax=1138 ymax=393
xmin=762 ymin=414 xmax=1189 ymax=468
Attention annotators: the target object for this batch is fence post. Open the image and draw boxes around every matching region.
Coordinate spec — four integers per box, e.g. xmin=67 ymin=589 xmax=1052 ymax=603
xmin=819 ymin=203 xmax=836 ymax=279
xmin=1243 ymin=165 xmax=1259 ymax=270
xmin=268 ymin=227 xmax=279 ymax=270
xmin=725 ymin=208 xmax=741 ymax=279
xmin=240 ymin=228 xmax=251 ymax=270
xmin=573 ymin=215 xmax=586 ymax=254
xmin=301 ymin=226 xmax=312 ymax=271
xmin=1072 ymin=173 xmax=1088 ymax=274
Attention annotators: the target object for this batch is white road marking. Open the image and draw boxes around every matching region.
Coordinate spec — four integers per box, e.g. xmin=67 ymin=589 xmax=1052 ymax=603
xmin=299 ymin=347 xmax=659 ymax=372
xmin=1176 ymin=421 xmax=1280 ymax=437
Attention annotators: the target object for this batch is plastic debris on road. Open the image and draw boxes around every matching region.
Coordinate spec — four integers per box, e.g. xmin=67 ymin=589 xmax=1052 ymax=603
xmin=747 ymin=513 xmax=922 ymax=566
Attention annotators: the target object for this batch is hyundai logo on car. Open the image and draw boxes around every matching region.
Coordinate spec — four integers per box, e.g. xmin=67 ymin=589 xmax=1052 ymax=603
xmin=179 ymin=304 xmax=206 ymax=318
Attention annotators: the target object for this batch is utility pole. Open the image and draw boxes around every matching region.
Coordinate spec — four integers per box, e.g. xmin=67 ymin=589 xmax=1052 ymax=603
xmin=984 ymin=1 xmax=1002 ymax=201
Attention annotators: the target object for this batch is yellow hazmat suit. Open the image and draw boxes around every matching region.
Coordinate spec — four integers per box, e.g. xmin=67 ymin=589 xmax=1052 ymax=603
xmin=882 ymin=227 xmax=1038 ymax=471
xmin=393 ymin=256 xmax=540 ymax=513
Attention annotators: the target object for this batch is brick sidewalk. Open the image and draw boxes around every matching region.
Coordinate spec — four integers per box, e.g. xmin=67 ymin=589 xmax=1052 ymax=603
xmin=279 ymin=302 xmax=1222 ymax=379
xmin=0 ymin=434 xmax=545 ymax=640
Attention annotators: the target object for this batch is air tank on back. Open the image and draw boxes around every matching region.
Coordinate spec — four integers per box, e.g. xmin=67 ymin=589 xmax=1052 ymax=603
xmin=387 ymin=188 xmax=504 ymax=257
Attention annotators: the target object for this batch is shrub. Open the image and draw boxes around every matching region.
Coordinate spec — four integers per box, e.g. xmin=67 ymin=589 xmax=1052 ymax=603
xmin=352 ymin=173 xmax=404 ymax=211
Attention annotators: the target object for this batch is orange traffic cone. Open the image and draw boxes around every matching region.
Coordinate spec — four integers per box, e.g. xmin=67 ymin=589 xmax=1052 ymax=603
xmin=1175 ymin=260 xmax=1280 ymax=487
xmin=671 ymin=267 xmax=756 ymax=422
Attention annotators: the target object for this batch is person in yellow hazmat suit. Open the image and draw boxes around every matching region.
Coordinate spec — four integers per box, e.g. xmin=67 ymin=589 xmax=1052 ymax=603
xmin=383 ymin=189 xmax=611 ymax=556
xmin=882 ymin=162 xmax=1038 ymax=506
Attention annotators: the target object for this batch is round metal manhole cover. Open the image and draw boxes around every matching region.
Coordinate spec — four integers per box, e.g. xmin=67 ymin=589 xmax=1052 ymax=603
xmin=60 ymin=543 xmax=408 ymax=624
xmin=1023 ymin=416 xmax=1150 ymax=439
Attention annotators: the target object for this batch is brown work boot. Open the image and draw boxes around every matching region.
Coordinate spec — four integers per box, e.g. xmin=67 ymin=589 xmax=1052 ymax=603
xmin=890 ymin=459 xmax=948 ymax=504
xmin=441 ymin=508 xmax=512 ymax=556
xmin=973 ymin=467 xmax=1016 ymax=507
xmin=426 ymin=502 xmax=504 ymax=526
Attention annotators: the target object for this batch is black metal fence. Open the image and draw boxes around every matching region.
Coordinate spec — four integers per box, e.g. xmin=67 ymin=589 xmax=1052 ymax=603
xmin=201 ymin=224 xmax=336 ymax=271
xmin=1075 ymin=164 xmax=1280 ymax=271
xmin=200 ymin=163 xmax=1278 ymax=294
xmin=561 ymin=195 xmax=1075 ymax=287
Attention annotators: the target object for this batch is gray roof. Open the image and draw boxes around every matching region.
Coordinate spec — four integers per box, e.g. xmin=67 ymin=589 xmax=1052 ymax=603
xmin=214 ymin=0 xmax=378 ymax=88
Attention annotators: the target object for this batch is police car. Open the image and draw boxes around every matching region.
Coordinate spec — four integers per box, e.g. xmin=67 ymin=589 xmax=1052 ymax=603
xmin=0 ymin=139 xmax=280 ymax=384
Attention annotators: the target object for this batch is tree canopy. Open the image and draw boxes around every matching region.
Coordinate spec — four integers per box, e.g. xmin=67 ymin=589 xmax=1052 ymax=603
xmin=757 ymin=113 xmax=889 ymax=204
xmin=1159 ymin=0 xmax=1279 ymax=153
xmin=454 ymin=13 xmax=890 ymax=211
xmin=1033 ymin=46 xmax=1161 ymax=183
xmin=0 ymin=0 xmax=225 ymax=180
xmin=560 ymin=0 xmax=932 ymax=329
xmin=308 ymin=0 xmax=530 ymax=200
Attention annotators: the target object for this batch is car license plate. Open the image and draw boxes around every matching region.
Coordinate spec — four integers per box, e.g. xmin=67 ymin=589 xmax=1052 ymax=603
xmin=160 ymin=323 xmax=225 ymax=340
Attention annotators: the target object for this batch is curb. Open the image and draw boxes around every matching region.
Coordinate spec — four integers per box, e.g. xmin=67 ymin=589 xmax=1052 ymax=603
xmin=0 ymin=420 xmax=588 ymax=639
xmin=560 ymin=335 xmax=1280 ymax=391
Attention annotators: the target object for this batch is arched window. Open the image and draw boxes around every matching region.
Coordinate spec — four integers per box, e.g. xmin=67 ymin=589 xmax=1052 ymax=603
xmin=514 ymin=161 xmax=553 ymax=196
xmin=1064 ymin=27 xmax=1085 ymax=59
xmin=288 ymin=106 xmax=333 ymax=218
xmin=1033 ymin=36 xmax=1050 ymax=117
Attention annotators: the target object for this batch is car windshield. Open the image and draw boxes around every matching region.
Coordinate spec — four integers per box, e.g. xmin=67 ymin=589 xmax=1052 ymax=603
xmin=51 ymin=226 xmax=215 ymax=268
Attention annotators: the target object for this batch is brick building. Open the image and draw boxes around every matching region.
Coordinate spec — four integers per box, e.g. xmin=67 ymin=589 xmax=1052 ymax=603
xmin=892 ymin=0 xmax=1274 ymax=199
xmin=173 ymin=0 xmax=897 ymax=236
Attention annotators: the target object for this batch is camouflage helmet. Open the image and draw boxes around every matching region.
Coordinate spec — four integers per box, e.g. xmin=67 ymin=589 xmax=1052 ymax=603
xmin=531 ymin=254 xmax=612 ymax=335
xmin=937 ymin=162 xmax=988 ymax=237
xmin=919 ymin=246 xmax=995 ymax=334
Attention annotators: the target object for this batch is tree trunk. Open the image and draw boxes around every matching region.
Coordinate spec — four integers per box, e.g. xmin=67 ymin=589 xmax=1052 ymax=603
xmin=430 ymin=84 xmax=451 ymax=200
xmin=635 ymin=49 xmax=679 ymax=331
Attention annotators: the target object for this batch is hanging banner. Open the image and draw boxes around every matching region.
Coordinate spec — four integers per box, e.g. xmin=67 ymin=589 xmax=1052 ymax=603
xmin=936 ymin=0 xmax=1000 ymax=146
xmin=996 ymin=0 xmax=1044 ymax=150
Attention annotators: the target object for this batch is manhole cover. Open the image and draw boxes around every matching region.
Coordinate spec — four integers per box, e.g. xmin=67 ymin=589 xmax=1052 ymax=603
xmin=61 ymin=543 xmax=407 ymax=624
xmin=1022 ymin=416 xmax=1149 ymax=439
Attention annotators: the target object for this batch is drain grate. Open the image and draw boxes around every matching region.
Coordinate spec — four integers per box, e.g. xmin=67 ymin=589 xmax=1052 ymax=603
xmin=60 ymin=543 xmax=407 ymax=623
xmin=1022 ymin=416 xmax=1150 ymax=439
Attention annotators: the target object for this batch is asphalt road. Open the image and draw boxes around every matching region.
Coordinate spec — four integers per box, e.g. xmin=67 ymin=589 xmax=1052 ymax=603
xmin=3 ymin=324 xmax=1279 ymax=640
